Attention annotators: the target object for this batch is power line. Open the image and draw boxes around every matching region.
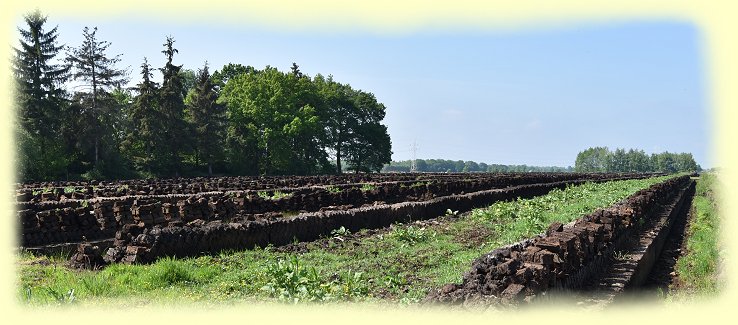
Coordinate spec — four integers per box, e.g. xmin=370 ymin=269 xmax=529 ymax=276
xmin=410 ymin=142 xmax=417 ymax=172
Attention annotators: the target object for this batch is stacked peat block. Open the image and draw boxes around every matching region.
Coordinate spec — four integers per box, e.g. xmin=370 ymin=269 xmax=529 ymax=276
xmin=426 ymin=175 xmax=691 ymax=305
xmin=178 ymin=195 xmax=213 ymax=222
xmin=75 ymin=205 xmax=101 ymax=238
xmin=17 ymin=192 xmax=33 ymax=202
xmin=91 ymin=174 xmax=656 ymax=266
xmin=131 ymin=198 xmax=165 ymax=226
xmin=69 ymin=243 xmax=105 ymax=269
xmin=106 ymin=218 xmax=275 ymax=264
xmin=114 ymin=199 xmax=134 ymax=225
xmin=162 ymin=201 xmax=179 ymax=224
xmin=57 ymin=207 xmax=82 ymax=242
xmin=105 ymin=223 xmax=146 ymax=263
xmin=36 ymin=209 xmax=61 ymax=244
xmin=18 ymin=209 xmax=40 ymax=246
xmin=210 ymin=196 xmax=237 ymax=220
xmin=40 ymin=191 xmax=58 ymax=201
xmin=94 ymin=200 xmax=117 ymax=231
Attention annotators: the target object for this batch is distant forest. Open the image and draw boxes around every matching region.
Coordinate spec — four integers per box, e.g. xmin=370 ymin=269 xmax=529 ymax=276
xmin=382 ymin=159 xmax=572 ymax=173
xmin=573 ymin=147 xmax=700 ymax=173
xmin=383 ymin=147 xmax=701 ymax=174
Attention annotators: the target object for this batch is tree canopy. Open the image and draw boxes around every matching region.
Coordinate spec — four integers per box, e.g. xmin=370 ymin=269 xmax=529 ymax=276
xmin=574 ymin=147 xmax=700 ymax=173
xmin=13 ymin=11 xmax=393 ymax=181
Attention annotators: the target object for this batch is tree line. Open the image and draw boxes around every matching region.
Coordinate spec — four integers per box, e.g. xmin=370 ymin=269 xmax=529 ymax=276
xmin=382 ymin=159 xmax=572 ymax=173
xmin=574 ymin=147 xmax=700 ymax=173
xmin=12 ymin=11 xmax=392 ymax=181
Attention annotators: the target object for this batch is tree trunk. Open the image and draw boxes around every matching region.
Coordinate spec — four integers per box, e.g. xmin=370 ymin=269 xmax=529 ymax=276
xmin=335 ymin=129 xmax=343 ymax=174
xmin=336 ymin=144 xmax=342 ymax=175
xmin=208 ymin=162 xmax=212 ymax=176
xmin=94 ymin=138 xmax=99 ymax=166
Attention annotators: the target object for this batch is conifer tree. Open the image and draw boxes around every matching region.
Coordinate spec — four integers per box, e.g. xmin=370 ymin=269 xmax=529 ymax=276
xmin=123 ymin=57 xmax=160 ymax=173
xmin=186 ymin=62 xmax=224 ymax=176
xmin=158 ymin=36 xmax=188 ymax=176
xmin=13 ymin=10 xmax=70 ymax=180
xmin=66 ymin=26 xmax=128 ymax=167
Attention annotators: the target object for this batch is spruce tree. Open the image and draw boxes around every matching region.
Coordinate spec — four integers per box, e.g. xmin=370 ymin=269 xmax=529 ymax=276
xmin=186 ymin=62 xmax=224 ymax=176
xmin=123 ymin=57 xmax=160 ymax=174
xmin=158 ymin=36 xmax=188 ymax=176
xmin=13 ymin=10 xmax=70 ymax=180
xmin=66 ymin=26 xmax=128 ymax=168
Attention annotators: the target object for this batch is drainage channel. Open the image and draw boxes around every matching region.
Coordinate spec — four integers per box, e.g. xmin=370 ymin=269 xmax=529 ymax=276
xmin=573 ymin=180 xmax=696 ymax=308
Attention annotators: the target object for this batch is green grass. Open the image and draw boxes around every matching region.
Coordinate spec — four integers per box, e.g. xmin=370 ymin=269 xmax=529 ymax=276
xmin=16 ymin=175 xmax=674 ymax=306
xmin=668 ymin=173 xmax=722 ymax=299
xmin=465 ymin=175 xmax=673 ymax=248
xmin=325 ymin=185 xmax=342 ymax=193
xmin=257 ymin=190 xmax=292 ymax=200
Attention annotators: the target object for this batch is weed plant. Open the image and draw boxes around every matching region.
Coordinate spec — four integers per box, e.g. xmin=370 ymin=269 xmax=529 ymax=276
xmin=17 ymin=175 xmax=673 ymax=306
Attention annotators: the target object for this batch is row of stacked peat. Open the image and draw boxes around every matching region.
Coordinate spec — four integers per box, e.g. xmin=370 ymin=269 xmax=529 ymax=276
xmin=16 ymin=173 xmax=651 ymax=202
xmin=20 ymin=173 xmax=636 ymax=247
xmin=425 ymin=175 xmax=692 ymax=305
xmin=96 ymin=176 xmax=645 ymax=265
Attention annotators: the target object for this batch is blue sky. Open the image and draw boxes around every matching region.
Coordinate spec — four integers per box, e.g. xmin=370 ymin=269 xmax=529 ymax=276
xmin=32 ymin=15 xmax=709 ymax=168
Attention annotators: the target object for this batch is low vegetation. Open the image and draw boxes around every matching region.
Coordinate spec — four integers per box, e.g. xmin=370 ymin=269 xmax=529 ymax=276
xmin=669 ymin=173 xmax=722 ymax=299
xmin=16 ymin=176 xmax=673 ymax=306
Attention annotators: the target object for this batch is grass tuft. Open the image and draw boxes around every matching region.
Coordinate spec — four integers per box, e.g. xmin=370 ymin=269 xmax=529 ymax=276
xmin=17 ymin=175 xmax=675 ymax=305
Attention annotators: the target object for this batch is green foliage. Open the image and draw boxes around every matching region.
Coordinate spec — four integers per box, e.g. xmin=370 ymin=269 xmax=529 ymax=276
xmin=65 ymin=26 xmax=129 ymax=176
xmin=257 ymin=190 xmax=291 ymax=200
xmin=574 ymin=146 xmax=610 ymax=172
xmin=43 ymin=287 xmax=76 ymax=304
xmin=13 ymin=9 xmax=69 ymax=140
xmin=13 ymin=10 xmax=73 ymax=181
xmin=156 ymin=36 xmax=189 ymax=176
xmin=260 ymin=255 xmax=368 ymax=303
xmin=671 ymin=173 xmax=721 ymax=297
xmin=390 ymin=224 xmax=435 ymax=246
xmin=146 ymin=257 xmax=194 ymax=287
xmin=220 ymin=66 xmax=328 ymax=175
xmin=14 ymin=12 xmax=392 ymax=180
xmin=185 ymin=62 xmax=225 ymax=176
xmin=359 ymin=183 xmax=376 ymax=192
xmin=17 ymin=177 xmax=671 ymax=306
xmin=613 ymin=251 xmax=630 ymax=261
xmin=313 ymin=74 xmax=392 ymax=174
xmin=469 ymin=176 xmax=672 ymax=244
xmin=330 ymin=226 xmax=351 ymax=238
xmin=574 ymin=147 xmax=701 ymax=173
xmin=410 ymin=181 xmax=429 ymax=188
xmin=382 ymin=159 xmax=572 ymax=173
xmin=325 ymin=185 xmax=341 ymax=193
xmin=445 ymin=209 xmax=459 ymax=216
xmin=122 ymin=57 xmax=159 ymax=174
xmin=80 ymin=273 xmax=112 ymax=296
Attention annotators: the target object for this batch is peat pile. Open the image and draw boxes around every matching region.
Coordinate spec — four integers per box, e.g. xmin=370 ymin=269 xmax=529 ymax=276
xmin=19 ymin=173 xmax=655 ymax=248
xmin=95 ymin=176 xmax=647 ymax=265
xmin=425 ymin=175 xmax=692 ymax=305
xmin=15 ymin=172 xmax=658 ymax=202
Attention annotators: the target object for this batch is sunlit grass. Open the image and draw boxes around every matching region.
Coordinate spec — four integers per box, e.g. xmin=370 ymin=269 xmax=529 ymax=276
xmin=16 ymin=175 xmax=674 ymax=306
xmin=668 ymin=173 xmax=722 ymax=300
